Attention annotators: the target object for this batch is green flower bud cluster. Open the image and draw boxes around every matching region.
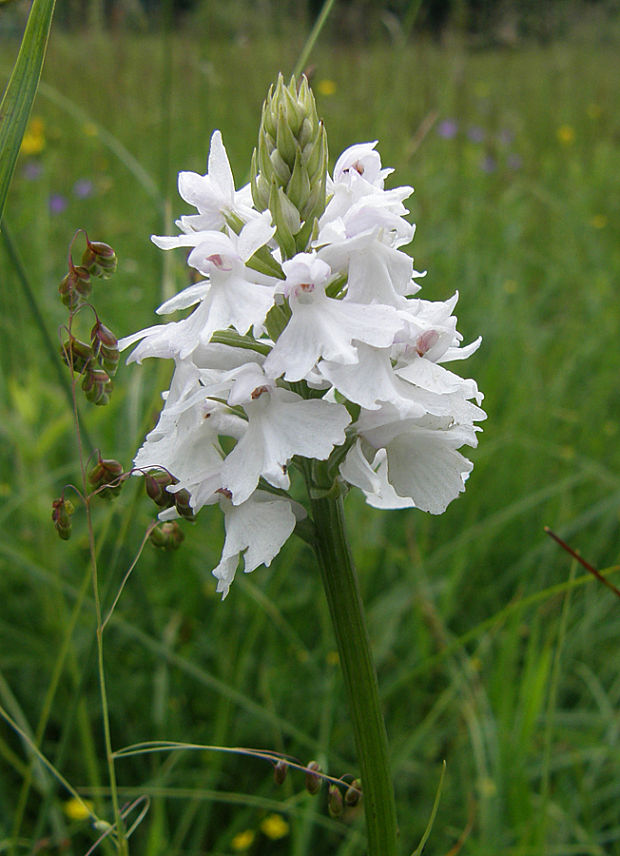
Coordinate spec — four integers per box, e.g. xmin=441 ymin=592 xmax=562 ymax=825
xmin=251 ymin=74 xmax=328 ymax=258
xmin=58 ymin=232 xmax=120 ymax=406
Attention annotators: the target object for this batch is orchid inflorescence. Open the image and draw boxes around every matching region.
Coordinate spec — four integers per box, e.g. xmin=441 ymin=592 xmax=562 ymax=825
xmin=120 ymin=74 xmax=486 ymax=597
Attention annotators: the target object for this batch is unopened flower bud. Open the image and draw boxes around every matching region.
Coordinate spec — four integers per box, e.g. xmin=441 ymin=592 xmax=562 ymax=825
xmin=328 ymin=784 xmax=344 ymax=818
xmin=61 ymin=337 xmax=93 ymax=374
xmin=52 ymin=497 xmax=75 ymax=540
xmin=149 ymin=520 xmax=185 ymax=550
xmin=59 ymin=264 xmax=91 ymax=309
xmin=91 ymin=321 xmax=120 ymax=376
xmin=145 ymin=471 xmax=177 ymax=508
xmin=305 ymin=761 xmax=321 ymax=795
xmin=344 ymin=779 xmax=362 ymax=807
xmin=82 ymin=368 xmax=113 ymax=405
xmin=252 ymin=74 xmax=327 ymax=257
xmin=82 ymin=240 xmax=117 ymax=279
xmin=88 ymin=455 xmax=124 ymax=499
xmin=273 ymin=760 xmax=288 ymax=785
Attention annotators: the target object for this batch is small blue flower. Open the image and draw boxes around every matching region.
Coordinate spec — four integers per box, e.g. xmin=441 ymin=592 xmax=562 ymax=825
xmin=23 ymin=161 xmax=44 ymax=180
xmin=437 ymin=119 xmax=458 ymax=139
xmin=49 ymin=193 xmax=68 ymax=214
xmin=73 ymin=178 xmax=94 ymax=199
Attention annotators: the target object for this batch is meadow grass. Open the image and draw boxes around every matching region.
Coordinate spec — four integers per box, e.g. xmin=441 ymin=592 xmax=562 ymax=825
xmin=1 ymin=18 xmax=619 ymax=856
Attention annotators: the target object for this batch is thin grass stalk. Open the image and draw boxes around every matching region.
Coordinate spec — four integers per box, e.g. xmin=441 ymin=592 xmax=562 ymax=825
xmin=66 ymin=326 xmax=128 ymax=854
xmin=293 ymin=0 xmax=337 ymax=78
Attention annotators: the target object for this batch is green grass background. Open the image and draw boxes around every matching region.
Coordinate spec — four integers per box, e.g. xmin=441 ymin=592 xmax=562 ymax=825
xmin=1 ymin=9 xmax=620 ymax=856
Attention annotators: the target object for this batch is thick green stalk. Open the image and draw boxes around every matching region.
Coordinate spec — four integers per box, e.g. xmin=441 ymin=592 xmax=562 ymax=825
xmin=309 ymin=491 xmax=399 ymax=856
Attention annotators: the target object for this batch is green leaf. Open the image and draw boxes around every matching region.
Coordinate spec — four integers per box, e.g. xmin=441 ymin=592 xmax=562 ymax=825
xmin=0 ymin=0 xmax=56 ymax=224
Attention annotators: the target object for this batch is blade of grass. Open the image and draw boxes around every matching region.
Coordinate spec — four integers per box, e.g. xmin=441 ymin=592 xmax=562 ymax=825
xmin=0 ymin=219 xmax=79 ymax=421
xmin=293 ymin=0 xmax=337 ymax=78
xmin=410 ymin=761 xmax=447 ymax=856
xmin=0 ymin=0 xmax=56 ymax=223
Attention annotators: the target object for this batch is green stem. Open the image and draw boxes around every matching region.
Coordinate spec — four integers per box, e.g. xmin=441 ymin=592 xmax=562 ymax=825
xmin=308 ymin=490 xmax=399 ymax=856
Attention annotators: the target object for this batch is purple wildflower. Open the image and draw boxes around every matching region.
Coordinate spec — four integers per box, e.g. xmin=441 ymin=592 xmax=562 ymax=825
xmin=49 ymin=194 xmax=68 ymax=214
xmin=437 ymin=119 xmax=458 ymax=139
xmin=23 ymin=161 xmax=44 ymax=181
xmin=73 ymin=178 xmax=94 ymax=199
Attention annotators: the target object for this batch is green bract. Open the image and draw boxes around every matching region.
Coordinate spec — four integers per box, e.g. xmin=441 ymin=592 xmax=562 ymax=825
xmin=251 ymin=74 xmax=328 ymax=258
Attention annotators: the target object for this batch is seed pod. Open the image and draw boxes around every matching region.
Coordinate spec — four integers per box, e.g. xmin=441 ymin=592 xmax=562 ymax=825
xmin=59 ymin=264 xmax=91 ymax=309
xmin=305 ymin=761 xmax=321 ymax=796
xmin=82 ymin=368 xmax=113 ymax=405
xmin=344 ymin=779 xmax=362 ymax=807
xmin=52 ymin=497 xmax=75 ymax=540
xmin=60 ymin=337 xmax=93 ymax=374
xmin=145 ymin=471 xmax=177 ymax=508
xmin=88 ymin=455 xmax=124 ymax=500
xmin=174 ymin=488 xmax=195 ymax=521
xmin=91 ymin=321 xmax=120 ymax=376
xmin=149 ymin=521 xmax=185 ymax=550
xmin=328 ymin=785 xmax=344 ymax=818
xmin=82 ymin=239 xmax=117 ymax=278
xmin=273 ymin=760 xmax=288 ymax=785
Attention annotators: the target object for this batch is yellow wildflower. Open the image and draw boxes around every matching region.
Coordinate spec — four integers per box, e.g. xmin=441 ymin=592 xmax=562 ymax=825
xmin=590 ymin=214 xmax=607 ymax=229
xmin=63 ymin=797 xmax=93 ymax=821
xmin=557 ymin=125 xmax=575 ymax=145
xmin=317 ymin=79 xmax=336 ymax=96
xmin=260 ymin=813 xmax=289 ymax=840
xmin=231 ymin=829 xmax=255 ymax=851
xmin=20 ymin=116 xmax=46 ymax=156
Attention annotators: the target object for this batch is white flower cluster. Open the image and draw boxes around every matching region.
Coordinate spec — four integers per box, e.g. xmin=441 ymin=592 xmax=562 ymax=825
xmin=121 ymin=131 xmax=485 ymax=597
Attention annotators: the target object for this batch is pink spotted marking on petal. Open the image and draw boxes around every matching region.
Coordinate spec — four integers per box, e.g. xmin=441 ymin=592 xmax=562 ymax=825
xmin=207 ymin=254 xmax=232 ymax=271
xmin=344 ymin=160 xmax=365 ymax=176
xmin=251 ymin=385 xmax=269 ymax=400
xmin=299 ymin=282 xmax=314 ymax=293
xmin=217 ymin=487 xmax=233 ymax=499
xmin=416 ymin=330 xmax=439 ymax=357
